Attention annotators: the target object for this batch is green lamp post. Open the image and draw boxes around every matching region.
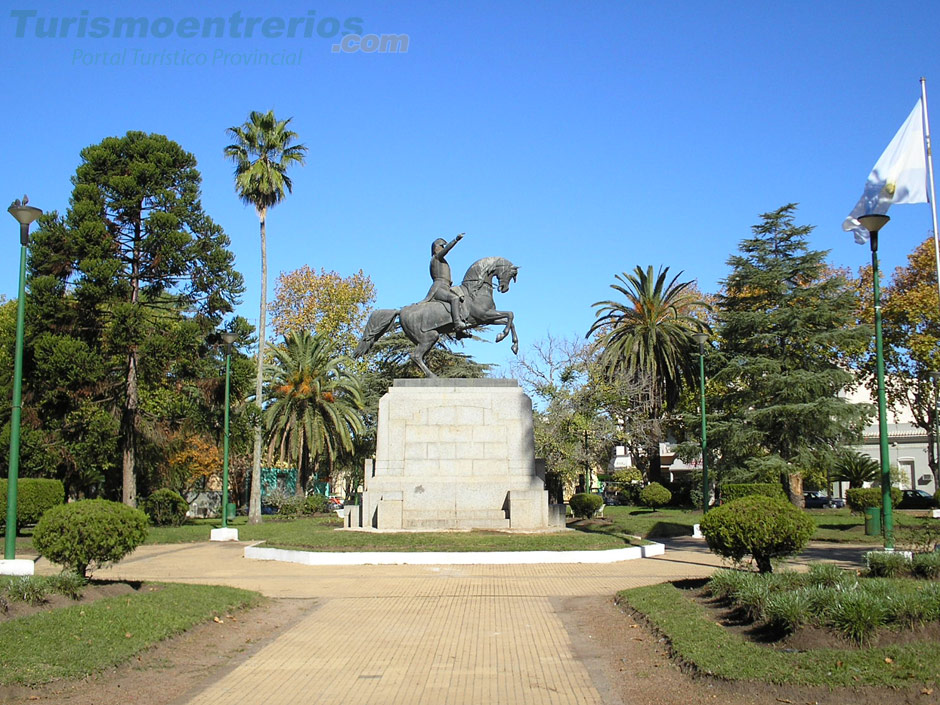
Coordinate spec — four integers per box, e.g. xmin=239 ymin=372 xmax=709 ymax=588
xmin=858 ymin=213 xmax=894 ymax=550
xmin=693 ymin=332 xmax=709 ymax=514
xmin=210 ymin=331 xmax=239 ymax=542
xmin=220 ymin=331 xmax=237 ymax=529
xmin=4 ymin=197 xmax=42 ymax=567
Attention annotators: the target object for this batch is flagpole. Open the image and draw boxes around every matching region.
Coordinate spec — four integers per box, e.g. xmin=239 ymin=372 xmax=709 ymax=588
xmin=922 ymin=77 xmax=940 ymax=313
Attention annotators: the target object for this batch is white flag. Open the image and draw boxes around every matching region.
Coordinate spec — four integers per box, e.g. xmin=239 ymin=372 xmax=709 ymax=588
xmin=843 ymin=98 xmax=928 ymax=244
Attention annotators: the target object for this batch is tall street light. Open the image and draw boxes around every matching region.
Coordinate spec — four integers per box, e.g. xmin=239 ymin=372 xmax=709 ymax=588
xmin=210 ymin=331 xmax=239 ymax=542
xmin=3 ymin=197 xmax=42 ymax=573
xmin=931 ymin=371 xmax=940 ymax=487
xmin=693 ymin=332 xmax=709 ymax=514
xmin=858 ymin=213 xmax=894 ymax=550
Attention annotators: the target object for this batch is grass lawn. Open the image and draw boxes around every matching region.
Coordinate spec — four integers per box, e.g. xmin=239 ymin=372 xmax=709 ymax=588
xmin=0 ymin=582 xmax=261 ymax=686
xmin=618 ymin=581 xmax=938 ymax=688
xmin=146 ymin=515 xmax=645 ymax=552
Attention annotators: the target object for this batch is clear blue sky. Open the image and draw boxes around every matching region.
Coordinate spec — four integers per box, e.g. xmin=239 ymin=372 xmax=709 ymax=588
xmin=1 ymin=1 xmax=938 ymax=372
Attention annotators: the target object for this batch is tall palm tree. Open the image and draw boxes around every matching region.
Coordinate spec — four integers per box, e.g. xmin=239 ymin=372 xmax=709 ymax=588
xmin=264 ymin=331 xmax=365 ymax=494
xmin=587 ymin=265 xmax=707 ymax=480
xmin=225 ymin=110 xmax=307 ymax=522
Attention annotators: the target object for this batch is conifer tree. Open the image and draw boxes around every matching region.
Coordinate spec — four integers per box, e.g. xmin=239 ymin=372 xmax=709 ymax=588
xmin=708 ymin=204 xmax=870 ymax=488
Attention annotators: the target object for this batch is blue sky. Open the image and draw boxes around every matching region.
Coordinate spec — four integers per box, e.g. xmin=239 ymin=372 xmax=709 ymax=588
xmin=1 ymin=1 xmax=938 ymax=373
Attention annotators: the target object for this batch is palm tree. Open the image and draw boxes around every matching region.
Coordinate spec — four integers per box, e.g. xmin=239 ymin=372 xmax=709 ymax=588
xmin=225 ymin=110 xmax=307 ymax=522
xmin=587 ymin=265 xmax=707 ymax=480
xmin=264 ymin=331 xmax=365 ymax=494
xmin=832 ymin=450 xmax=880 ymax=489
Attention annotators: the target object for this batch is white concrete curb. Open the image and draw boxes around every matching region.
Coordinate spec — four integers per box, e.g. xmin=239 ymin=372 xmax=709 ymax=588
xmin=243 ymin=542 xmax=665 ymax=566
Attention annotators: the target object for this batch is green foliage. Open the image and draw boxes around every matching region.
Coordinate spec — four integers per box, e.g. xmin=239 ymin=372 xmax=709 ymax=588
xmin=911 ymin=551 xmax=940 ymax=580
xmin=764 ymin=590 xmax=811 ymax=633
xmin=264 ymin=330 xmax=365 ymax=491
xmin=3 ymin=576 xmax=49 ymax=605
xmin=832 ymin=450 xmax=880 ymax=488
xmin=707 ymin=205 xmax=869 ymax=484
xmin=32 ymin=499 xmax=148 ymax=577
xmin=700 ymin=495 xmax=815 ymax=573
xmin=721 ymin=482 xmax=785 ymax=503
xmin=276 ymin=495 xmax=307 ymax=517
xmin=611 ymin=469 xmax=642 ymax=484
xmin=845 ymin=486 xmax=902 ymax=513
xmin=639 ymin=482 xmax=672 ymax=508
xmin=0 ymin=478 xmax=64 ymax=529
xmin=568 ymin=493 xmax=604 ymax=519
xmin=25 ymin=132 xmax=244 ymax=504
xmin=828 ymin=592 xmax=887 ymax=645
xmin=141 ymin=489 xmax=189 ymax=527
xmin=303 ymin=494 xmax=329 ymax=514
xmin=0 ymin=574 xmax=86 ymax=604
xmin=865 ymin=551 xmax=911 ymax=578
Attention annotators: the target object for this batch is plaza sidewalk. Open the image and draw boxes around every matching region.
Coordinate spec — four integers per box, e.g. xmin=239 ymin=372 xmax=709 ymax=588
xmin=51 ymin=540 xmax=866 ymax=705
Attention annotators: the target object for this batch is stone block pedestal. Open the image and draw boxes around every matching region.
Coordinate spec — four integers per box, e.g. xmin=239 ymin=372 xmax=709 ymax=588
xmin=347 ymin=379 xmax=562 ymax=531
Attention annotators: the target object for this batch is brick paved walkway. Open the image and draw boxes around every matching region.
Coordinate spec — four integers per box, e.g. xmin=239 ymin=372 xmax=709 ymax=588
xmin=70 ymin=539 xmax=863 ymax=705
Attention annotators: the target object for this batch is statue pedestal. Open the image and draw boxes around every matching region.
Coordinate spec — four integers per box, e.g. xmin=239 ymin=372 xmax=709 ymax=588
xmin=346 ymin=379 xmax=562 ymax=531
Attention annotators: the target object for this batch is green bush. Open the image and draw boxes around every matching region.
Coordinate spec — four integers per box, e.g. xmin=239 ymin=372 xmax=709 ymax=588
xmin=866 ymin=550 xmax=912 ymax=578
xmin=699 ymin=495 xmax=815 ymax=573
xmin=911 ymin=551 xmax=940 ymax=580
xmin=639 ymin=482 xmax=672 ymax=509
xmin=721 ymin=483 xmax=785 ymax=503
xmin=33 ymin=499 xmax=148 ymax=577
xmin=845 ymin=486 xmax=903 ymax=513
xmin=303 ymin=494 xmax=329 ymax=514
xmin=828 ymin=591 xmax=887 ymax=645
xmin=568 ymin=493 xmax=604 ymax=519
xmin=141 ymin=489 xmax=189 ymax=527
xmin=0 ymin=478 xmax=65 ymax=530
xmin=764 ymin=590 xmax=811 ymax=633
xmin=277 ymin=495 xmax=306 ymax=517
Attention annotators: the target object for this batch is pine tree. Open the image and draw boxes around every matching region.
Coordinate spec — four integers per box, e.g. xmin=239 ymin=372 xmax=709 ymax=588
xmin=708 ymin=204 xmax=870 ymax=488
xmin=25 ymin=132 xmax=244 ymax=504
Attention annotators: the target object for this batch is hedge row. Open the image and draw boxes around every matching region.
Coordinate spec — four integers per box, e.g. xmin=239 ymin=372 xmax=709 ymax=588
xmin=0 ymin=478 xmax=65 ymax=529
xmin=845 ymin=486 xmax=903 ymax=513
xmin=721 ymin=482 xmax=785 ymax=503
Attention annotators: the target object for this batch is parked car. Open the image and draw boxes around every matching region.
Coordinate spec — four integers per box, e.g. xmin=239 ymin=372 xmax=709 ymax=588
xmin=897 ymin=488 xmax=937 ymax=509
xmin=803 ymin=491 xmax=845 ymax=509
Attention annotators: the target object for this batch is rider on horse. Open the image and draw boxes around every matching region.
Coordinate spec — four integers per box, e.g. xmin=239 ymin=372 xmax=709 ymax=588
xmin=421 ymin=233 xmax=469 ymax=335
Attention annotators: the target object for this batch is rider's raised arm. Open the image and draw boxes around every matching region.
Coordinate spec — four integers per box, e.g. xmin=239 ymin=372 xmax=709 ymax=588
xmin=436 ymin=233 xmax=464 ymax=259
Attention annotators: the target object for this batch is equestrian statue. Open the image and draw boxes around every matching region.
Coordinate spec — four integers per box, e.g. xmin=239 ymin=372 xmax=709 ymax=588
xmin=354 ymin=233 xmax=519 ymax=377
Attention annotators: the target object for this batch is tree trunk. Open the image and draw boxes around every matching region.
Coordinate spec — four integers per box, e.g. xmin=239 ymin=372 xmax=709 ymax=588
xmin=755 ymin=554 xmax=774 ymax=574
xmin=121 ymin=348 xmax=138 ymax=506
xmin=248 ymin=209 xmax=267 ymax=524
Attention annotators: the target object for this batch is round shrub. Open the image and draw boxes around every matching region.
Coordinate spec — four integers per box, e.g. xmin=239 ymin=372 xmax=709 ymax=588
xmin=303 ymin=494 xmax=328 ymax=514
xmin=142 ymin=489 xmax=189 ymax=526
xmin=568 ymin=493 xmax=604 ymax=519
xmin=0 ymin=478 xmax=65 ymax=530
xmin=845 ymin=486 xmax=903 ymax=514
xmin=699 ymin=495 xmax=815 ymax=573
xmin=276 ymin=495 xmax=306 ymax=517
xmin=33 ymin=499 xmax=148 ymax=577
xmin=639 ymin=482 xmax=672 ymax=509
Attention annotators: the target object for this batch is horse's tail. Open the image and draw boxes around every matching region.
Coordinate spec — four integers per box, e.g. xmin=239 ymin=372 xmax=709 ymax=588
xmin=353 ymin=308 xmax=400 ymax=358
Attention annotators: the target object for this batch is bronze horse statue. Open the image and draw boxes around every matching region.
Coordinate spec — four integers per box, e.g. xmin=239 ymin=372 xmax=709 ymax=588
xmin=354 ymin=256 xmax=519 ymax=377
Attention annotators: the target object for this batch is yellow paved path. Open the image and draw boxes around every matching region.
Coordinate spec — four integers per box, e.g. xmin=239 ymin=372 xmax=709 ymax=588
xmin=49 ymin=539 xmax=863 ymax=705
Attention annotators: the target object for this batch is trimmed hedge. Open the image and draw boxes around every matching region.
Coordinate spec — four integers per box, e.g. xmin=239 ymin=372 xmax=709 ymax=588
xmin=33 ymin=499 xmax=148 ymax=577
xmin=700 ymin=495 xmax=815 ymax=573
xmin=721 ymin=482 xmax=785 ymax=503
xmin=845 ymin=486 xmax=903 ymax=514
xmin=0 ymin=478 xmax=65 ymax=530
xmin=142 ymin=489 xmax=189 ymax=526
xmin=569 ymin=493 xmax=604 ymax=519
xmin=639 ymin=482 xmax=672 ymax=509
